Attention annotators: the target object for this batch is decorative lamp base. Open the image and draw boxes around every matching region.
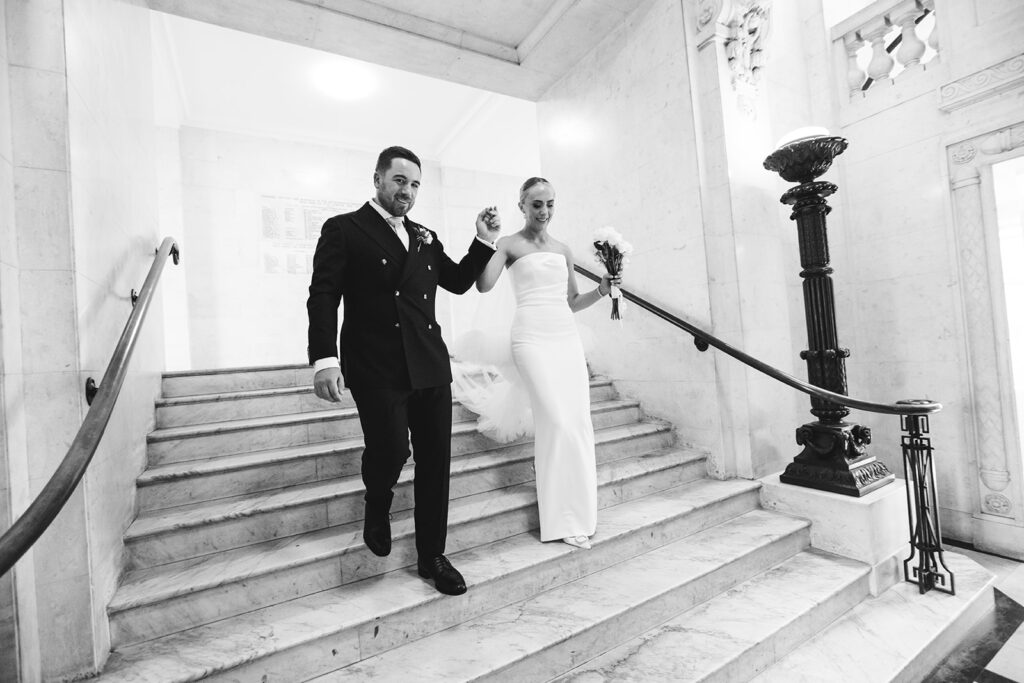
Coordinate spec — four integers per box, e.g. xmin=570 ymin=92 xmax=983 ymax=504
xmin=781 ymin=421 xmax=895 ymax=496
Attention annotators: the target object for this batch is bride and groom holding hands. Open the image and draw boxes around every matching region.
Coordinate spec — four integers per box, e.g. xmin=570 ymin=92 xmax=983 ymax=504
xmin=306 ymin=146 xmax=620 ymax=596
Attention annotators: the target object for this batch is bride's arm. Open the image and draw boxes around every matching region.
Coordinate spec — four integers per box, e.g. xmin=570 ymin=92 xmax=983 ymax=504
xmin=476 ymin=237 xmax=511 ymax=292
xmin=565 ymin=247 xmax=614 ymax=312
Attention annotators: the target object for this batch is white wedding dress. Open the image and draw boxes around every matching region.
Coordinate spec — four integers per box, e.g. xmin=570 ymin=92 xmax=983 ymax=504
xmin=452 ymin=251 xmax=598 ymax=541
xmin=508 ymin=252 xmax=597 ymax=541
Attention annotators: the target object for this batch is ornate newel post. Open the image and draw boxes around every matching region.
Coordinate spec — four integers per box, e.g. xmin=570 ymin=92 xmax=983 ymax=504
xmin=763 ymin=132 xmax=895 ymax=496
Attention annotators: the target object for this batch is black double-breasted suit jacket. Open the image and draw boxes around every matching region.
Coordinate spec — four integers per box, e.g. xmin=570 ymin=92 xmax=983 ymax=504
xmin=306 ymin=202 xmax=493 ymax=389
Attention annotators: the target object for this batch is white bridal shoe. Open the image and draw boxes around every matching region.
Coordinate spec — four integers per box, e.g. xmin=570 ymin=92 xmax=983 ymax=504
xmin=563 ymin=535 xmax=592 ymax=549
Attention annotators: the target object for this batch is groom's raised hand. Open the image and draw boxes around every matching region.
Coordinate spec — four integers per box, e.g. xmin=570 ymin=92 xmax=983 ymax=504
xmin=313 ymin=366 xmax=344 ymax=403
xmin=476 ymin=206 xmax=501 ymax=243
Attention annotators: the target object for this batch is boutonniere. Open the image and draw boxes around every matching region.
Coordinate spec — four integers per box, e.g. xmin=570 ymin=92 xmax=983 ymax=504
xmin=412 ymin=225 xmax=433 ymax=251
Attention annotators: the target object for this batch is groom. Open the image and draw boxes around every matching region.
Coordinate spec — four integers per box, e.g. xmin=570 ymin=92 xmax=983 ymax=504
xmin=306 ymin=146 xmax=499 ymax=595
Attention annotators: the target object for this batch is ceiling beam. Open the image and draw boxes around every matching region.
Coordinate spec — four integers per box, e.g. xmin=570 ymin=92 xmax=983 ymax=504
xmin=516 ymin=0 xmax=578 ymax=63
xmin=302 ymin=0 xmax=519 ymax=63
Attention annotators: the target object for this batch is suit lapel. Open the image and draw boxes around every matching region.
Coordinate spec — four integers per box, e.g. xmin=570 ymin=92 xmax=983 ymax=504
xmin=398 ymin=221 xmax=421 ymax=286
xmin=351 ymin=202 xmax=405 ymax=263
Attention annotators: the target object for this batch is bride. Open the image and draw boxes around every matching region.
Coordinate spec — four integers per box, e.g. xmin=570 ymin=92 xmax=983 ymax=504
xmin=471 ymin=177 xmax=618 ymax=550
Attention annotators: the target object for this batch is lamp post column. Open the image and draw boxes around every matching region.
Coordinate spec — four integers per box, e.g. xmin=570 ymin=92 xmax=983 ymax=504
xmin=764 ymin=134 xmax=894 ymax=496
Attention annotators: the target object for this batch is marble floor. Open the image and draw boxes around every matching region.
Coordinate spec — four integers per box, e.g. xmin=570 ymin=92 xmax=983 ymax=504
xmin=928 ymin=545 xmax=1024 ymax=682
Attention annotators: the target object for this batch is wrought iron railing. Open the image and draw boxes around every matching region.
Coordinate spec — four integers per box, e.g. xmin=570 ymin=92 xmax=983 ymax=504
xmin=0 ymin=237 xmax=180 ymax=576
xmin=575 ymin=261 xmax=951 ymax=595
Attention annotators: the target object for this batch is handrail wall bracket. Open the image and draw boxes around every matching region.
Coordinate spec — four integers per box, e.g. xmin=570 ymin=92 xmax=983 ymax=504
xmin=765 ymin=135 xmax=895 ymax=497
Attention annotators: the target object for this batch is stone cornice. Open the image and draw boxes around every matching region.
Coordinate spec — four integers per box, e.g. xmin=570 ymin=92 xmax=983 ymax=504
xmin=939 ymin=53 xmax=1024 ymax=112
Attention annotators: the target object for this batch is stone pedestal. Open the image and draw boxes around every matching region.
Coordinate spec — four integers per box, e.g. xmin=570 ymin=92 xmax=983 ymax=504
xmin=760 ymin=472 xmax=910 ymax=595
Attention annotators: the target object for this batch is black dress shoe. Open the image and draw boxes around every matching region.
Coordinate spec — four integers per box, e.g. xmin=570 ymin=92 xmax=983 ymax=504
xmin=363 ymin=504 xmax=392 ymax=557
xmin=417 ymin=555 xmax=467 ymax=595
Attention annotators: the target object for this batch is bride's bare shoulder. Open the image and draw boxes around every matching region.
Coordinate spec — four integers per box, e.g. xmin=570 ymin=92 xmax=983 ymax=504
xmin=503 ymin=233 xmax=533 ymax=258
xmin=549 ymin=238 xmax=575 ymax=262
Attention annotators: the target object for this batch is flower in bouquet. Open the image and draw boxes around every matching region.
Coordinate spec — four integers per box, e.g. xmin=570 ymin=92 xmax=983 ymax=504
xmin=592 ymin=226 xmax=633 ymax=320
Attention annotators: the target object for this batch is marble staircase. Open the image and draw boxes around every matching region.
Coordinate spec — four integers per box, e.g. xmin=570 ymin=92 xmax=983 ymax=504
xmin=97 ymin=364 xmax=994 ymax=681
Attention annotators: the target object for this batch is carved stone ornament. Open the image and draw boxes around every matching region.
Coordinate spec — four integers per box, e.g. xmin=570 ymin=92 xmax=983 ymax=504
xmin=725 ymin=2 xmax=770 ymax=89
xmin=979 ymin=125 xmax=1024 ymax=157
xmin=939 ymin=53 xmax=1024 ymax=112
xmin=697 ymin=0 xmax=722 ymax=31
xmin=950 ymin=143 xmax=977 ymax=165
xmin=984 ymin=493 xmax=1013 ymax=517
xmin=947 ymin=128 xmax=1023 ymax=526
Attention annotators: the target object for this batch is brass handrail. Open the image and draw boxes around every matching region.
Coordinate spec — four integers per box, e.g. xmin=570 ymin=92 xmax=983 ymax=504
xmin=0 ymin=237 xmax=180 ymax=576
xmin=574 ymin=264 xmax=941 ymax=416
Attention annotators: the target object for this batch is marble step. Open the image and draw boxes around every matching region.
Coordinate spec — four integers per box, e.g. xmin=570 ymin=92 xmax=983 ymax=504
xmin=137 ymin=420 xmax=674 ymax=512
xmin=125 ymin=445 xmax=708 ymax=571
xmin=162 ymin=363 xmax=312 ymax=398
xmin=314 ymin=509 xmax=811 ymax=681
xmin=108 ymin=465 xmax=743 ymax=649
xmin=554 ymin=549 xmax=870 ymax=682
xmin=97 ymin=479 xmax=764 ymax=682
xmin=751 ymin=551 xmax=996 ymax=683
xmin=156 ymin=379 xmax=617 ymax=428
xmin=147 ymin=397 xmax=642 ymax=465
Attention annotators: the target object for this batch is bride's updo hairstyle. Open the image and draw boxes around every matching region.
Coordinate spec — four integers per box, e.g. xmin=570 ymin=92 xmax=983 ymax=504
xmin=519 ymin=176 xmax=552 ymax=202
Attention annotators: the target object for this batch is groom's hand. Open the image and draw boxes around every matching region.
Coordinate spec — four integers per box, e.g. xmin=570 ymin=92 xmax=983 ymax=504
xmin=313 ymin=366 xmax=344 ymax=403
xmin=476 ymin=206 xmax=501 ymax=242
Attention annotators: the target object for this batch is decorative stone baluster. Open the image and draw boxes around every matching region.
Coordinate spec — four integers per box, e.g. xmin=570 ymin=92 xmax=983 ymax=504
xmin=844 ymin=33 xmax=866 ymax=95
xmin=892 ymin=8 xmax=926 ymax=68
xmin=863 ymin=23 xmax=895 ymax=82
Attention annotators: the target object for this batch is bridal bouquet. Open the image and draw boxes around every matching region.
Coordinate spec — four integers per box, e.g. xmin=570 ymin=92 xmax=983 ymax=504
xmin=592 ymin=226 xmax=632 ymax=320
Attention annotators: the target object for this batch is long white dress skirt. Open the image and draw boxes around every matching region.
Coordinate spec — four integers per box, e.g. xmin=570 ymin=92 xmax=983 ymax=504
xmin=509 ymin=252 xmax=597 ymax=541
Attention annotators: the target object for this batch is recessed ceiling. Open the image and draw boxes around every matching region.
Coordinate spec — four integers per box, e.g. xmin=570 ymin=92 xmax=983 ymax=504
xmin=146 ymin=0 xmax=636 ymax=99
xmin=153 ymin=11 xmax=543 ymax=175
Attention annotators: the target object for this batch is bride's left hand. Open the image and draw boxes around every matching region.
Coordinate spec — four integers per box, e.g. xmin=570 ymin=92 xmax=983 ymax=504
xmin=599 ymin=274 xmax=622 ymax=296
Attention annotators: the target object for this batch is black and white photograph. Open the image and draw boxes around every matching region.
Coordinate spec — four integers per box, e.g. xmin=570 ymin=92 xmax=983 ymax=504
xmin=1 ymin=0 xmax=1024 ymax=681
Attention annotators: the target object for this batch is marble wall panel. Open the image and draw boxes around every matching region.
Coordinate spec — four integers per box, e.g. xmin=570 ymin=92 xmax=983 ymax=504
xmin=0 ymin=158 xmax=15 ymax=269
xmin=537 ymin=0 xmax=720 ymax=457
xmin=0 ymin=54 xmax=11 ymax=165
xmin=4 ymin=0 xmax=64 ymax=73
xmin=13 ymin=167 xmax=72 ymax=271
xmin=21 ymin=371 xmax=82 ymax=485
xmin=17 ymin=269 xmax=78 ymax=374
xmin=8 ymin=65 xmax=67 ymax=171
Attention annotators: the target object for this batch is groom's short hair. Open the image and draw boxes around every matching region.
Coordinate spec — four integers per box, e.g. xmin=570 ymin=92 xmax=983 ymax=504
xmin=376 ymin=146 xmax=421 ymax=174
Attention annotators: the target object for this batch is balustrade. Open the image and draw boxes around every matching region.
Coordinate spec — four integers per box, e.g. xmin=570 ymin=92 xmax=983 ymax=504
xmin=833 ymin=0 xmax=939 ymax=96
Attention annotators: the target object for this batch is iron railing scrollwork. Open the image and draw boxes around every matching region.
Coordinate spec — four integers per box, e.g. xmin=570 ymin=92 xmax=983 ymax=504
xmin=0 ymin=237 xmax=180 ymax=577
xmin=899 ymin=402 xmax=954 ymax=595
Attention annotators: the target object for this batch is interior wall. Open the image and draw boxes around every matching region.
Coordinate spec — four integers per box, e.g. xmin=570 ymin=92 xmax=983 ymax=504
xmin=536 ymin=0 xmax=723 ymax=460
xmin=828 ymin=0 xmax=1024 ymax=555
xmin=0 ymin=0 xmax=24 ymax=678
xmin=174 ymin=125 xmax=524 ymax=370
xmin=64 ymin=0 xmax=166 ymax=669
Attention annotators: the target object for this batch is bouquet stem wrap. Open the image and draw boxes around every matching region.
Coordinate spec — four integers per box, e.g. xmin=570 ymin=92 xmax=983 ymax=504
xmin=609 ymin=284 xmax=623 ymax=320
